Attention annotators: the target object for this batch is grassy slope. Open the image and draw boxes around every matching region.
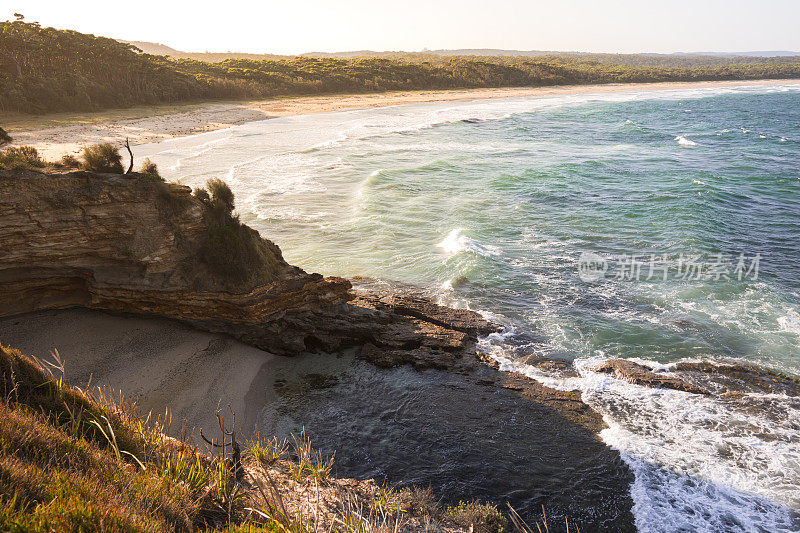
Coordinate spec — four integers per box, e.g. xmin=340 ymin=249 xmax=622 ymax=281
xmin=0 ymin=344 xmax=510 ymax=532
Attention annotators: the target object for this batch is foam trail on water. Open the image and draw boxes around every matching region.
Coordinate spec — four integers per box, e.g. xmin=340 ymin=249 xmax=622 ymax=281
xmin=436 ymin=228 xmax=502 ymax=257
xmin=479 ymin=337 xmax=800 ymax=533
xmin=675 ymin=135 xmax=698 ymax=147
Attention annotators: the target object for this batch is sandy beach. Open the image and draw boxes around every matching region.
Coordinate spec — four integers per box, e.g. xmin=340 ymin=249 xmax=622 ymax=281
xmin=0 ymin=308 xmax=278 ymax=438
xmin=5 ymin=78 xmax=800 ymax=161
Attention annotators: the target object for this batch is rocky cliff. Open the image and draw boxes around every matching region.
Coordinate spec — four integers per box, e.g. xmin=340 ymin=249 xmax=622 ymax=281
xmin=0 ymin=168 xmax=639 ymax=529
xmin=0 ymin=168 xmax=497 ymax=362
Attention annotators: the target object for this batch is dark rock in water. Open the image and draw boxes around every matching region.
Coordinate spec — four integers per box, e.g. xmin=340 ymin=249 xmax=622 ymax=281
xmin=674 ymin=361 xmax=800 ymax=396
xmin=592 ymin=359 xmax=710 ymax=395
xmin=354 ymin=293 xmax=501 ymax=337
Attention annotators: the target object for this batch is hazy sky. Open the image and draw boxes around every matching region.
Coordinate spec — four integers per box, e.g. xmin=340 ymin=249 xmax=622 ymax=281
xmin=3 ymin=1 xmax=799 ymax=55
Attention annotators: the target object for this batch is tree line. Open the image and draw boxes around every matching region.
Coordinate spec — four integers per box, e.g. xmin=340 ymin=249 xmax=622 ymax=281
xmin=3 ymin=18 xmax=800 ymax=115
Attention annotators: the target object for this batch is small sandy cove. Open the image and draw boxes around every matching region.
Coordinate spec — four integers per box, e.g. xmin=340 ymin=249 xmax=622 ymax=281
xmin=4 ymin=79 xmax=800 ymax=161
xmin=0 ymin=309 xmax=278 ymax=438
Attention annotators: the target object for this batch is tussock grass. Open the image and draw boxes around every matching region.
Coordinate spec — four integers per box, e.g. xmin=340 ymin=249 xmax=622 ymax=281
xmin=445 ymin=501 xmax=508 ymax=533
xmin=0 ymin=146 xmax=46 ymax=170
xmin=0 ymin=344 xmax=517 ymax=533
xmin=288 ymin=429 xmax=335 ymax=483
xmin=246 ymin=434 xmax=289 ymax=466
xmin=196 ymin=178 xmax=267 ymax=285
xmin=82 ymin=143 xmax=124 ymax=173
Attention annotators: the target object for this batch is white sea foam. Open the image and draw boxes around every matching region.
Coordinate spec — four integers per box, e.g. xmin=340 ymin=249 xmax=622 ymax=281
xmin=482 ymin=345 xmax=800 ymax=529
xmin=675 ymin=135 xmax=698 ymax=147
xmin=478 ymin=345 xmax=800 ymax=532
xmin=436 ymin=228 xmax=502 ymax=257
xmin=778 ymin=310 xmax=800 ymax=336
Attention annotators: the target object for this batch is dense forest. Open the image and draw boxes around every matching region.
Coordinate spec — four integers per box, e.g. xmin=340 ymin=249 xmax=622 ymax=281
xmin=3 ymin=17 xmax=800 ymax=115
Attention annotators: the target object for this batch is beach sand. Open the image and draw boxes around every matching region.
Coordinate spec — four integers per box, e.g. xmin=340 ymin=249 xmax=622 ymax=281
xmin=5 ymin=79 xmax=800 ymax=161
xmin=0 ymin=308 xmax=277 ymax=438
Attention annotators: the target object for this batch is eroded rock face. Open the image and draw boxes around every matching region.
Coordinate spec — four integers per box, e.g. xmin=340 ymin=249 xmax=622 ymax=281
xmin=0 ymin=169 xmax=498 ymax=360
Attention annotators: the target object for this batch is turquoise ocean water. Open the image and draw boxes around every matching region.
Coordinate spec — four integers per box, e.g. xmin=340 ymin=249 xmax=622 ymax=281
xmin=140 ymin=84 xmax=800 ymax=532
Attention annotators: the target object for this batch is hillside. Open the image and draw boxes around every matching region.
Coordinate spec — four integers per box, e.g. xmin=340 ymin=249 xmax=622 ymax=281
xmin=0 ymin=343 xmax=511 ymax=532
xmin=3 ymin=19 xmax=800 ymax=115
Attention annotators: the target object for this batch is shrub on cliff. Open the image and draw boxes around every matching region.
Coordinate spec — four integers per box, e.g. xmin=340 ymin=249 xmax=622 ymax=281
xmin=82 ymin=143 xmax=123 ymax=173
xmin=207 ymin=177 xmax=235 ymax=215
xmin=196 ymin=178 xmax=265 ymax=285
xmin=446 ymin=501 xmax=508 ymax=533
xmin=0 ymin=145 xmax=45 ymax=170
xmin=0 ymin=127 xmax=11 ymax=146
xmin=199 ymin=218 xmax=263 ymax=284
xmin=138 ymin=158 xmax=162 ymax=180
xmin=193 ymin=186 xmax=211 ymax=204
xmin=55 ymin=154 xmax=82 ymax=169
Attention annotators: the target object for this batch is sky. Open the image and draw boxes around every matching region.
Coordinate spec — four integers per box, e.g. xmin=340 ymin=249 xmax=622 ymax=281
xmin=2 ymin=1 xmax=799 ymax=55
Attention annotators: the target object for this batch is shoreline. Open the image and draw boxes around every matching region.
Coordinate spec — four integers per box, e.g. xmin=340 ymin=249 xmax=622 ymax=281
xmin=5 ymin=78 xmax=800 ymax=161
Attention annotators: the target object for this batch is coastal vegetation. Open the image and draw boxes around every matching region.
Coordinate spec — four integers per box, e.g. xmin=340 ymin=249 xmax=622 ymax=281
xmin=196 ymin=178 xmax=268 ymax=284
xmin=0 ymin=145 xmax=45 ymax=169
xmin=0 ymin=142 xmax=155 ymax=177
xmin=2 ymin=17 xmax=800 ymax=115
xmin=82 ymin=142 xmax=124 ymax=173
xmin=0 ymin=344 xmax=509 ymax=532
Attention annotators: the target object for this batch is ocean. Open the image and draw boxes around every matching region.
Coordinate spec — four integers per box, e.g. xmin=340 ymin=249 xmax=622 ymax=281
xmin=139 ymin=84 xmax=800 ymax=532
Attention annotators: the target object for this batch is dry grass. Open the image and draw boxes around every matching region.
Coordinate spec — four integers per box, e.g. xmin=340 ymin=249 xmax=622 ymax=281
xmin=0 ymin=344 xmax=512 ymax=532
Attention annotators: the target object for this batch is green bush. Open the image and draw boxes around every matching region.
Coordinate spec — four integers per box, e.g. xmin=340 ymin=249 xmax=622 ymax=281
xmin=445 ymin=501 xmax=507 ymax=533
xmin=82 ymin=143 xmax=123 ymax=173
xmin=196 ymin=179 xmax=265 ymax=284
xmin=0 ymin=146 xmax=45 ymax=170
xmin=199 ymin=222 xmax=261 ymax=283
xmin=58 ymin=154 xmax=82 ymax=168
xmin=193 ymin=187 xmax=211 ymax=205
xmin=207 ymin=178 xmax=235 ymax=214
xmin=139 ymin=158 xmax=162 ymax=179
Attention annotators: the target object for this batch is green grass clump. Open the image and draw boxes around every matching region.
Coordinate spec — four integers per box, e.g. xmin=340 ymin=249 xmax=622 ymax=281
xmin=245 ymin=435 xmax=288 ymax=466
xmin=445 ymin=500 xmax=508 ymax=533
xmin=82 ymin=143 xmax=123 ymax=173
xmin=0 ymin=146 xmax=45 ymax=170
xmin=196 ymin=178 xmax=266 ymax=285
xmin=139 ymin=158 xmax=162 ymax=180
xmin=58 ymin=154 xmax=82 ymax=168
xmin=288 ymin=430 xmax=334 ymax=483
